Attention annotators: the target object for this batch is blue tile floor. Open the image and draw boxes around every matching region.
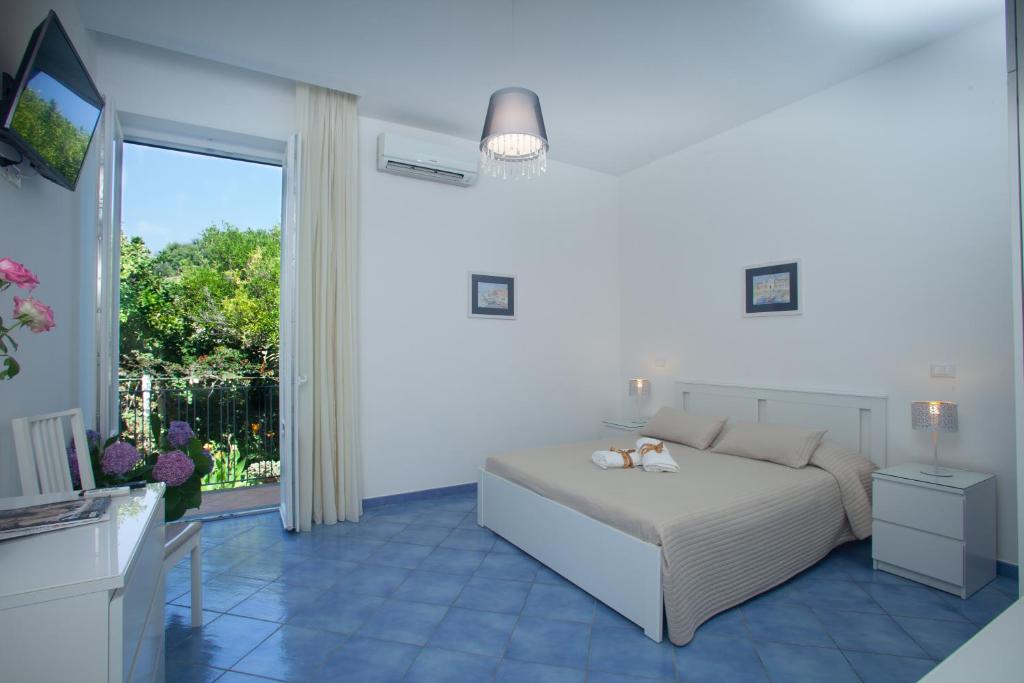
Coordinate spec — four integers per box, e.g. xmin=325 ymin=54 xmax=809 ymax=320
xmin=165 ymin=490 xmax=1019 ymax=682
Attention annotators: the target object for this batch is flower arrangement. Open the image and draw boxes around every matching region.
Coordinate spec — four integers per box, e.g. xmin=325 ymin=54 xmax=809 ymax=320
xmin=69 ymin=415 xmax=213 ymax=521
xmin=0 ymin=257 xmax=55 ymax=380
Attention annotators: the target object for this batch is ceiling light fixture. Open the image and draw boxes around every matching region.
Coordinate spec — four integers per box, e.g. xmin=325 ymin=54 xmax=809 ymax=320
xmin=479 ymin=87 xmax=548 ymax=179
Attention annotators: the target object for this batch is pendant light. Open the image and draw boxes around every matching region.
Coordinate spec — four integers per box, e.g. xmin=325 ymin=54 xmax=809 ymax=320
xmin=479 ymin=87 xmax=548 ymax=179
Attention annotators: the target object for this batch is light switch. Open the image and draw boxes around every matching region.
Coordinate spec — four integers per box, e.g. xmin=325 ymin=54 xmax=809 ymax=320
xmin=654 ymin=357 xmax=667 ymax=368
xmin=930 ymin=364 xmax=956 ymax=379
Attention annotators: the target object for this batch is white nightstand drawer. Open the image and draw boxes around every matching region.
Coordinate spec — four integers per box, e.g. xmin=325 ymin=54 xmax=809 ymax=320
xmin=873 ymin=477 xmax=964 ymax=540
xmin=873 ymin=520 xmax=964 ymax=586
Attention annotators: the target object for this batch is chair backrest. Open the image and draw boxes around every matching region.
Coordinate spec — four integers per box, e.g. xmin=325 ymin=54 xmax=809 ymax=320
xmin=12 ymin=408 xmax=96 ymax=495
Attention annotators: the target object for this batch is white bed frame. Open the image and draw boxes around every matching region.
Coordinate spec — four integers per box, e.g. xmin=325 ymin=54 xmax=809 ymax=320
xmin=477 ymin=380 xmax=887 ymax=642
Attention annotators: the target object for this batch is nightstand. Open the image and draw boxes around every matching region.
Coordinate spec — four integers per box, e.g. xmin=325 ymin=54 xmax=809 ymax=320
xmin=871 ymin=463 xmax=996 ymax=598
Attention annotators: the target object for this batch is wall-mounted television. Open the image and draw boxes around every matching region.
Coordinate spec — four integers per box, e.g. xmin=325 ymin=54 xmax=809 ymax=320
xmin=0 ymin=10 xmax=104 ymax=191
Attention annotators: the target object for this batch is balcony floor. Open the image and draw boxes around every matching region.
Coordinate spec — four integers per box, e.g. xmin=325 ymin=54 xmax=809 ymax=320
xmin=185 ymin=483 xmax=279 ymax=520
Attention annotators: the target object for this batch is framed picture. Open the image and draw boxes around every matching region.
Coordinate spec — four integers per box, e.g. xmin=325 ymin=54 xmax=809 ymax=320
xmin=743 ymin=260 xmax=801 ymax=317
xmin=469 ymin=272 xmax=516 ymax=319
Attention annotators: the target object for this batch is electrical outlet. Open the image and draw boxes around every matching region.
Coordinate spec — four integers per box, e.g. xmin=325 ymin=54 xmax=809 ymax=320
xmin=930 ymin=363 xmax=956 ymax=379
xmin=0 ymin=164 xmax=21 ymax=189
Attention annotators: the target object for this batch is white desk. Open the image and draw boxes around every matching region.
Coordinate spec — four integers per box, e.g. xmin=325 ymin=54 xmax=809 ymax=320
xmin=0 ymin=484 xmax=166 ymax=683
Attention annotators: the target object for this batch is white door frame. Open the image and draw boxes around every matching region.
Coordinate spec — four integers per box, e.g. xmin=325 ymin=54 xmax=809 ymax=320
xmin=279 ymin=133 xmax=301 ymax=531
xmin=95 ymin=102 xmax=123 ymax=439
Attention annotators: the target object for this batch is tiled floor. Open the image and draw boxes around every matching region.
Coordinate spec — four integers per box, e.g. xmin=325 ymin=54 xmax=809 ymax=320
xmin=165 ymin=490 xmax=1019 ymax=682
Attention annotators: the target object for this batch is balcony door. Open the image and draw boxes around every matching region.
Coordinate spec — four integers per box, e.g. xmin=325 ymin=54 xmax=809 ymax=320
xmin=109 ymin=117 xmax=292 ymax=521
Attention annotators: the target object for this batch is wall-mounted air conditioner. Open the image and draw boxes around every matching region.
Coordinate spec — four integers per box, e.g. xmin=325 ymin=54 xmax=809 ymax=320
xmin=376 ymin=133 xmax=478 ymax=187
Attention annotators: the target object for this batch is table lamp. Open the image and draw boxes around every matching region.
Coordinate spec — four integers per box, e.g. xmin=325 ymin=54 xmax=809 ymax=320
xmin=911 ymin=400 xmax=958 ymax=477
xmin=628 ymin=378 xmax=650 ymax=421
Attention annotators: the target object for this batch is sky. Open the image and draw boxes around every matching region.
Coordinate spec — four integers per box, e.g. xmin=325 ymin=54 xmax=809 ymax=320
xmin=121 ymin=143 xmax=283 ymax=254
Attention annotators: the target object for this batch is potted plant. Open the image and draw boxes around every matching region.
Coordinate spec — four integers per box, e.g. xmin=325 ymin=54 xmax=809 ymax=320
xmin=70 ymin=413 xmax=213 ymax=521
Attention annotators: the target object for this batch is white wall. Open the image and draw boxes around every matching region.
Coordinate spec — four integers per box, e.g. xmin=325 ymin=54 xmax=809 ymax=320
xmin=618 ymin=19 xmax=1018 ymax=562
xmin=91 ymin=37 xmax=622 ymax=500
xmin=0 ymin=1 xmax=100 ymax=497
xmin=358 ymin=118 xmax=620 ymax=498
xmin=93 ymin=33 xmax=294 ymax=144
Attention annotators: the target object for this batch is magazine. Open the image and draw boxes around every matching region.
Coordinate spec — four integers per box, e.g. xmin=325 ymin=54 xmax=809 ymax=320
xmin=0 ymin=496 xmax=111 ymax=541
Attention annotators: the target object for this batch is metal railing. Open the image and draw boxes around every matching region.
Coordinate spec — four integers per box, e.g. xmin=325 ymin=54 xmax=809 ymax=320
xmin=118 ymin=376 xmax=280 ymax=490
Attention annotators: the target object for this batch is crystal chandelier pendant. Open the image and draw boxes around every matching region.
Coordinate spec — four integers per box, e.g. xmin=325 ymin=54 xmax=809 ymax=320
xmin=479 ymin=88 xmax=548 ymax=180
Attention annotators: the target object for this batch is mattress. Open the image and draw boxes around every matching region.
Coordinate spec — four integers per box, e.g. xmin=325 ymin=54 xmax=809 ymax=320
xmin=485 ymin=437 xmax=873 ymax=645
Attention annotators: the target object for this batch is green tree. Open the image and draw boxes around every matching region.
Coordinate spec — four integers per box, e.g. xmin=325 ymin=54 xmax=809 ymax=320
xmin=119 ymin=236 xmax=185 ymax=375
xmin=119 ymin=223 xmax=280 ymax=379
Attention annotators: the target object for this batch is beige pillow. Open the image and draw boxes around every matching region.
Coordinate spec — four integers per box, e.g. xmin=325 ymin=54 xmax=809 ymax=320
xmin=711 ymin=421 xmax=827 ymax=468
xmin=640 ymin=407 xmax=726 ymax=450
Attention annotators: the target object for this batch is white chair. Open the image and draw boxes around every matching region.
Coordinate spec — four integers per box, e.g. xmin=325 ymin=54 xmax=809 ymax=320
xmin=12 ymin=408 xmax=96 ymax=495
xmin=164 ymin=520 xmax=204 ymax=627
xmin=12 ymin=408 xmax=204 ymax=627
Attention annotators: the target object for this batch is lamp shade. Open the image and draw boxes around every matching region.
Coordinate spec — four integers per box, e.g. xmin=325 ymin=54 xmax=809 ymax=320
xmin=628 ymin=378 xmax=651 ymax=397
xmin=911 ymin=401 xmax=958 ymax=432
xmin=479 ymin=87 xmax=548 ymax=179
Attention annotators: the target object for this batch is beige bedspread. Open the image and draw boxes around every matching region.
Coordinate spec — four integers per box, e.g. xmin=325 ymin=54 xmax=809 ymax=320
xmin=485 ymin=437 xmax=874 ymax=645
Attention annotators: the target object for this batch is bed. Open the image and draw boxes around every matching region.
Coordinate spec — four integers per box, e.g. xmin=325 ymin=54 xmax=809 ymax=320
xmin=477 ymin=381 xmax=886 ymax=645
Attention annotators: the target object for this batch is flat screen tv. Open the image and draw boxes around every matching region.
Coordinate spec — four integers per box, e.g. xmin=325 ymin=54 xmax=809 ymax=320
xmin=0 ymin=10 xmax=104 ymax=191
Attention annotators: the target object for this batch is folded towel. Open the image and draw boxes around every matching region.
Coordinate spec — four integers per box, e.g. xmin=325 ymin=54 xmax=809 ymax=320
xmin=636 ymin=437 xmax=679 ymax=473
xmin=591 ymin=447 xmax=639 ymax=470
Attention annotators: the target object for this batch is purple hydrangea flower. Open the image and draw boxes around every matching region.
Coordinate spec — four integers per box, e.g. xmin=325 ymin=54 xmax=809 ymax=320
xmin=153 ymin=450 xmax=195 ymax=487
xmin=66 ymin=445 xmax=82 ymax=488
xmin=166 ymin=421 xmax=195 ymax=448
xmin=67 ymin=431 xmax=101 ymax=489
xmin=102 ymin=441 xmax=141 ymax=476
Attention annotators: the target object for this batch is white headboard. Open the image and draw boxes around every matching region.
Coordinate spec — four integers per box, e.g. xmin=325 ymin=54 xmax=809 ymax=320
xmin=675 ymin=381 xmax=888 ymax=466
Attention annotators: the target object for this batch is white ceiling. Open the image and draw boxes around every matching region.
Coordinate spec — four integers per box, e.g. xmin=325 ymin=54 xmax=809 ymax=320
xmin=78 ymin=0 xmax=1002 ymax=175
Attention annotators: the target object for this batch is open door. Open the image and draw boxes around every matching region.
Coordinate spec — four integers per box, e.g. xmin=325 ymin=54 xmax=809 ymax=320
xmin=95 ymin=103 xmax=123 ymax=439
xmin=279 ymin=133 xmax=301 ymax=530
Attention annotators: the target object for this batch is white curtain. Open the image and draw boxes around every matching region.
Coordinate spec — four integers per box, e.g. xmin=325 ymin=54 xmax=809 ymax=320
xmin=295 ymin=83 xmax=362 ymax=529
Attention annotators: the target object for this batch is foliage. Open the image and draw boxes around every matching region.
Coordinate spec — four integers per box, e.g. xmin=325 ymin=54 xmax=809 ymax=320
xmin=119 ymin=237 xmax=184 ymax=371
xmin=10 ymin=87 xmax=90 ymax=184
xmin=202 ymin=440 xmax=251 ymax=491
xmin=119 ymin=223 xmax=281 ymax=379
xmin=118 ymin=221 xmax=282 ymax=497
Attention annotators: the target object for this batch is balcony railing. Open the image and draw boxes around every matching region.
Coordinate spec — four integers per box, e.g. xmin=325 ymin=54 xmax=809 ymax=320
xmin=118 ymin=376 xmax=280 ymax=490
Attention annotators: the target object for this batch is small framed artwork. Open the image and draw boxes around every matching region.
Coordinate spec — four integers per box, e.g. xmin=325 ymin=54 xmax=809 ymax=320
xmin=744 ymin=260 xmax=801 ymax=317
xmin=469 ymin=272 xmax=516 ymax=319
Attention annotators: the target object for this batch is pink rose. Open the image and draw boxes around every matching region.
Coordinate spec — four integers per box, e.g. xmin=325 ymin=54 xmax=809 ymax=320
xmin=0 ymin=258 xmax=39 ymax=290
xmin=13 ymin=296 xmax=55 ymax=333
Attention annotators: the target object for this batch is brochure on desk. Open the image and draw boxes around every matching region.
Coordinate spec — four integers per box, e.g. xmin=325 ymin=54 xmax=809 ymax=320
xmin=0 ymin=496 xmax=111 ymax=541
